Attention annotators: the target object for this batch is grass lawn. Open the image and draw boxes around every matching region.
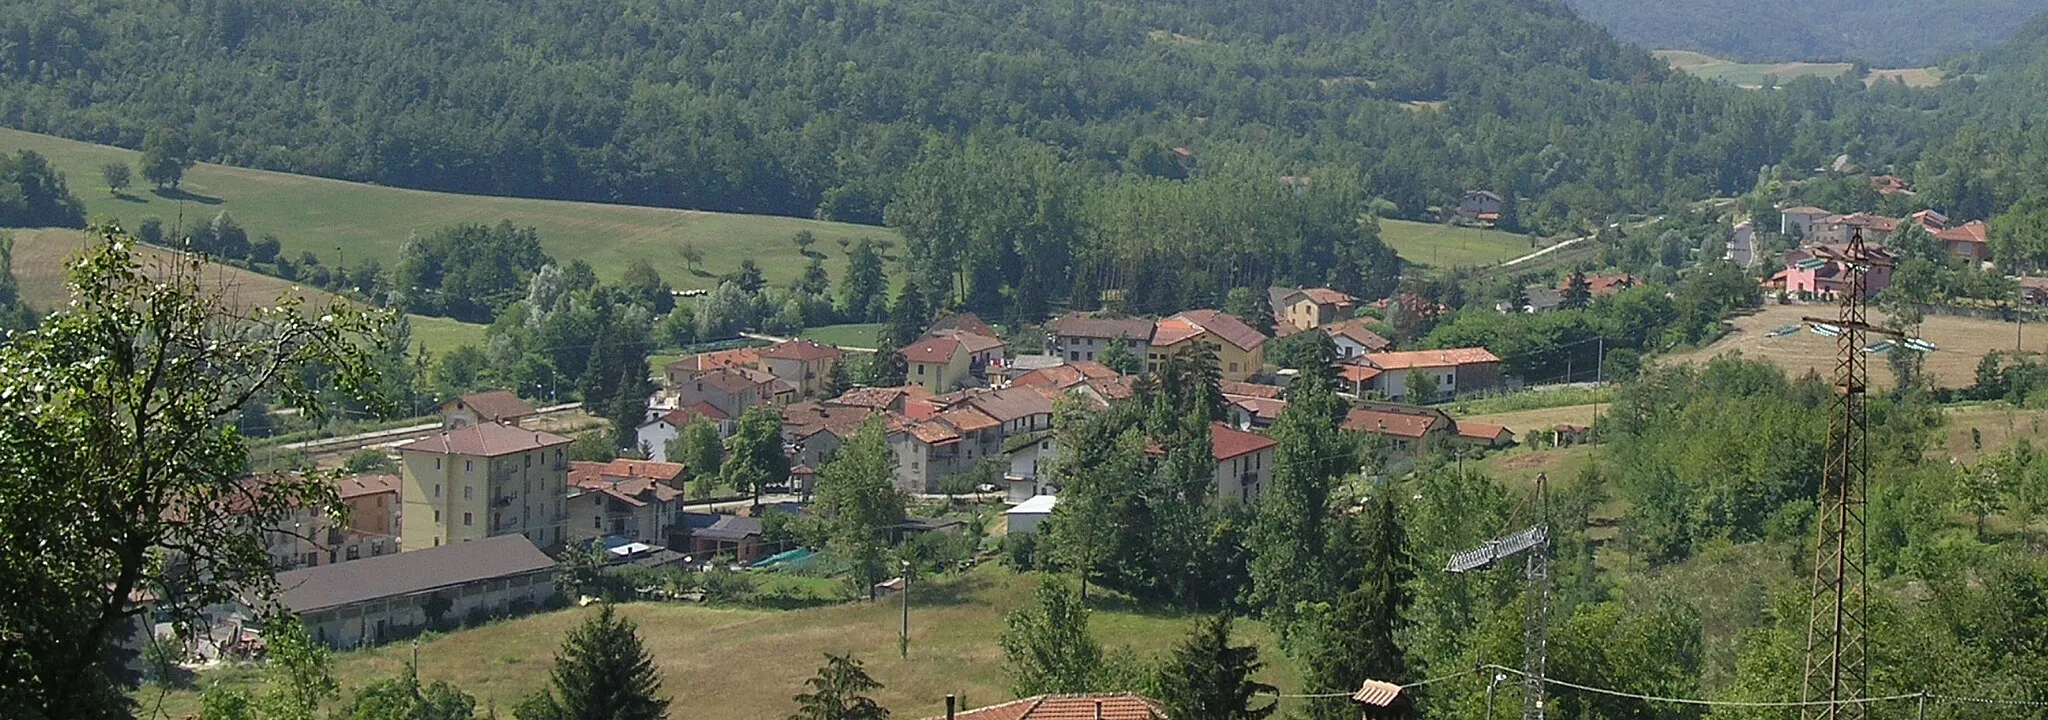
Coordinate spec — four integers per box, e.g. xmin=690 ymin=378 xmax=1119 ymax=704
xmin=138 ymin=567 xmax=1308 ymax=720
xmin=0 ymin=126 xmax=896 ymax=292
xmin=8 ymin=226 xmax=489 ymax=354
xmin=800 ymin=322 xmax=886 ymax=350
xmin=1378 ymin=219 xmax=1534 ymax=268
xmin=1661 ymin=303 xmax=2036 ymax=391
xmin=1655 ymin=50 xmax=1940 ymax=89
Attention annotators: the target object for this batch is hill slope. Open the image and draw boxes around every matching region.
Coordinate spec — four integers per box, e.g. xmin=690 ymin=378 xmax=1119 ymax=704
xmin=1566 ymin=0 xmax=2048 ymax=65
xmin=0 ymin=0 xmax=1905 ymax=230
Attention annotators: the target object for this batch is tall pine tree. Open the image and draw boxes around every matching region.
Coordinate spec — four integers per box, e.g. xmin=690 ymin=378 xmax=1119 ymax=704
xmin=789 ymin=653 xmax=890 ymax=720
xmin=1299 ymin=492 xmax=1411 ymax=720
xmin=1156 ymin=615 xmax=1277 ymax=720
xmin=519 ymin=604 xmax=668 ymax=720
xmin=1247 ymin=374 xmax=1354 ymax=642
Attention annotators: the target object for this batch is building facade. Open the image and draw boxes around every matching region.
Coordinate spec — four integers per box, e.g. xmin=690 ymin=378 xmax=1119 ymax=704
xmin=397 ymin=423 xmax=574 ymax=551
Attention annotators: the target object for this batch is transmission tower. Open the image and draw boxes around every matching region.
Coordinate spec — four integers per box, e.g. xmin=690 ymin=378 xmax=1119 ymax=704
xmin=1799 ymin=231 xmax=1899 ymax=720
xmin=1447 ymin=474 xmax=1550 ymax=720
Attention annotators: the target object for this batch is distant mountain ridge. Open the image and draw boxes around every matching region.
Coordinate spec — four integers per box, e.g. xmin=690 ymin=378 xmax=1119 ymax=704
xmin=1564 ymin=0 xmax=2048 ymax=65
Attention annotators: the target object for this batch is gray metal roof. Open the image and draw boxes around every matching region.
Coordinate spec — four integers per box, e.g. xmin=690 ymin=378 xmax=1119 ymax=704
xmin=275 ymin=534 xmax=555 ymax=613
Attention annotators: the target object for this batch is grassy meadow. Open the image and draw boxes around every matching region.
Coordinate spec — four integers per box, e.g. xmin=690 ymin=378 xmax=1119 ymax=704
xmin=139 ymin=567 xmax=1305 ymax=720
xmin=0 ymin=127 xmax=892 ymax=292
xmin=1378 ymin=220 xmax=1535 ymax=268
xmin=1654 ymin=50 xmax=1941 ymax=88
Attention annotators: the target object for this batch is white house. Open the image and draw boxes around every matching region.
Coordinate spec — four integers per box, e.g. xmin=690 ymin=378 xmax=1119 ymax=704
xmin=1003 ymin=431 xmax=1058 ymax=502
xmin=1005 ymin=495 xmax=1059 ymax=536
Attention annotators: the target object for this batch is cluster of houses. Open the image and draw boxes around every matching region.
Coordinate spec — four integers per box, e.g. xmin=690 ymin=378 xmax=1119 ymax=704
xmin=247 ymin=288 xmax=1520 ymax=651
xmin=1768 ymin=206 xmax=1990 ymax=299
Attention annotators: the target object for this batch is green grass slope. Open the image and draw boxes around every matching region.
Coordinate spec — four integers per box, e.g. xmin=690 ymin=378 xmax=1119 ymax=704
xmin=0 ymin=127 xmax=894 ymax=292
xmin=138 ymin=568 xmax=1302 ymax=720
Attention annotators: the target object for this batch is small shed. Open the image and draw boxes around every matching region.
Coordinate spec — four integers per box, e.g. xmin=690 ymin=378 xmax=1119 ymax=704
xmin=1005 ymin=495 xmax=1059 ymax=536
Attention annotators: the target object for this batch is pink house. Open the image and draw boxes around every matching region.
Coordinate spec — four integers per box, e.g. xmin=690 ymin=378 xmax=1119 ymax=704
xmin=1775 ymin=244 xmax=1895 ymax=298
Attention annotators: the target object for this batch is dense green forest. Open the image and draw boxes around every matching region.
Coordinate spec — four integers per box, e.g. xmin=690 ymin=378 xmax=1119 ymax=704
xmin=0 ymin=0 xmax=1978 ymax=236
xmin=1564 ymin=0 xmax=2048 ymax=65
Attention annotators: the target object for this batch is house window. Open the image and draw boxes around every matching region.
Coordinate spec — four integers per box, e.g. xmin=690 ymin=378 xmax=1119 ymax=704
xmin=464 ymin=486 xmax=473 ymax=500
xmin=463 ymin=512 xmax=473 ymax=527
xmin=1228 ymin=362 xmax=1239 ymax=373
xmin=1069 ymin=351 xmax=1080 ymax=361
xmin=346 ymin=546 xmax=360 ymax=560
xmin=917 ymin=365 xmax=926 ymax=375
xmin=594 ymin=516 xmax=601 ymax=529
xmin=434 ymin=484 xmax=441 ymax=498
xmin=526 ymin=453 xmax=532 ymax=468
xmin=435 ymin=458 xmax=442 ymax=470
xmin=434 ymin=510 xmax=442 ymax=523
xmin=465 ymin=459 xmax=473 ymax=473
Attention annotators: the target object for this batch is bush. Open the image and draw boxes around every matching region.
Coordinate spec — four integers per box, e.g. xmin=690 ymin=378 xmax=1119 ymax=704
xmin=1004 ymin=532 xmax=1040 ymax=571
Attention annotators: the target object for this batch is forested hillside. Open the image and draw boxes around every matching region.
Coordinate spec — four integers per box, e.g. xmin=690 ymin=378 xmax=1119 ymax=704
xmin=0 ymin=0 xmax=1934 ymax=232
xmin=1565 ymin=0 xmax=2048 ymax=65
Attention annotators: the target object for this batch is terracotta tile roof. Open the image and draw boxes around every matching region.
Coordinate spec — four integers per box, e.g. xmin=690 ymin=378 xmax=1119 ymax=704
xmin=934 ymin=329 xmax=1005 ymax=354
xmin=938 ymin=693 xmax=1168 ymax=720
xmin=1936 ymin=220 xmax=1988 ymax=244
xmin=696 ymin=367 xmax=766 ymax=395
xmin=1227 ymin=395 xmax=1288 ymax=423
xmin=906 ymin=421 xmax=962 ymax=445
xmin=1558 ymin=273 xmax=1635 ymax=296
xmin=937 ymin=407 xmax=1001 ymax=434
xmin=900 ymin=336 xmax=964 ymax=364
xmin=1322 ymin=319 xmax=1392 ymax=352
xmin=1210 ymin=422 xmax=1277 ymax=460
xmin=1342 ymin=407 xmax=1441 ymax=439
xmin=781 ymin=402 xmax=880 ymax=439
xmin=593 ymin=458 xmax=687 ymax=484
xmin=446 ymin=390 xmax=535 ymax=422
xmin=1013 ymin=362 xmax=1119 ymax=390
xmin=1157 ymin=309 xmax=1267 ymax=351
xmin=1455 ymin=421 xmax=1514 ymax=442
xmin=1083 ymin=376 xmax=1135 ymax=402
xmin=829 ymin=386 xmax=907 ymax=410
xmin=1363 ymin=348 xmax=1499 ymax=370
xmin=1220 ymin=380 xmax=1285 ymax=399
xmin=928 ymin=312 xmax=999 ymax=339
xmin=963 ymin=386 xmax=1057 ymax=423
xmin=397 ymin=422 xmax=572 ymax=457
xmin=659 ymin=401 xmax=731 ymax=426
xmin=760 ymin=338 xmax=845 ymax=361
xmin=1299 ymin=287 xmax=1356 ymax=306
xmin=336 ymin=474 xmax=399 ymax=499
xmin=665 ymin=348 xmax=759 ymax=373
xmin=1337 ymin=362 xmax=1385 ymax=384
xmin=1045 ymin=312 xmax=1156 ymax=342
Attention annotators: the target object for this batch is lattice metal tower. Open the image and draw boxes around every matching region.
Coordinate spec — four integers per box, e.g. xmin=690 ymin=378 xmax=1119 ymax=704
xmin=1447 ymin=474 xmax=1551 ymax=720
xmin=1799 ymin=231 xmax=1897 ymax=720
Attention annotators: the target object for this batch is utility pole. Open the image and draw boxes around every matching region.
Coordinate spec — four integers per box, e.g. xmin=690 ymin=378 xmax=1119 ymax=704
xmin=1799 ymin=231 xmax=1897 ymax=720
xmin=899 ymin=560 xmax=911 ymax=659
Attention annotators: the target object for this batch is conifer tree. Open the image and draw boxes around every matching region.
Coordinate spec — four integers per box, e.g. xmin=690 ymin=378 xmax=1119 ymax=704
xmin=1156 ymin=615 xmax=1277 ymax=720
xmin=822 ymin=356 xmax=854 ymax=399
xmin=1247 ymin=375 xmax=1353 ymax=641
xmin=789 ymin=653 xmax=890 ymax=720
xmin=1299 ymin=492 xmax=1411 ymax=720
xmin=521 ymin=604 xmax=668 ymax=720
xmin=1000 ymin=577 xmax=1104 ymax=696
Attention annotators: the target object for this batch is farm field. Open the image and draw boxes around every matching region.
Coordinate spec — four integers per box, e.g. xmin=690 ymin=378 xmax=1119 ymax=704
xmin=1378 ymin=220 xmax=1535 ymax=268
xmin=0 ymin=127 xmax=891 ymax=292
xmin=799 ymin=322 xmax=886 ymax=350
xmin=1662 ymin=303 xmax=2033 ymax=390
xmin=8 ymin=227 xmax=487 ymax=354
xmin=138 ymin=567 xmax=1303 ymax=720
xmin=1460 ymin=402 xmax=1605 ymax=437
xmin=1654 ymin=50 xmax=1941 ymax=88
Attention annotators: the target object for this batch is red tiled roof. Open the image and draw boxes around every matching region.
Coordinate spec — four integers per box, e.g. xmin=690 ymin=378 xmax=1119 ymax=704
xmin=937 ymin=407 xmax=1001 ymax=434
xmin=900 ymin=336 xmax=964 ymax=364
xmin=696 ymin=367 xmax=767 ymax=395
xmin=1364 ymin=348 xmax=1499 ymax=370
xmin=1045 ymin=312 xmax=1155 ymax=341
xmin=1227 ymin=395 xmax=1288 ymax=422
xmin=1338 ymin=363 xmax=1384 ymax=384
xmin=1455 ymin=421 xmax=1514 ymax=442
xmin=1014 ymin=362 xmax=1120 ymax=390
xmin=760 ymin=339 xmax=845 ymax=361
xmin=397 ymin=422 xmax=572 ymax=457
xmin=1299 ymin=288 xmax=1356 ymax=307
xmin=1323 ymin=318 xmax=1392 ymax=352
xmin=1156 ymin=309 xmax=1267 ymax=351
xmin=963 ymin=386 xmax=1057 ymax=423
xmin=1782 ymin=206 xmax=1830 ymax=216
xmin=446 ymin=390 xmax=535 ymax=422
xmin=906 ymin=421 xmax=962 ymax=445
xmin=1210 ymin=422 xmax=1277 ymax=460
xmin=829 ymin=386 xmax=907 ymax=409
xmin=593 ymin=458 xmax=686 ymax=484
xmin=1341 ymin=408 xmax=1440 ymax=439
xmin=665 ymin=348 xmax=759 ymax=373
xmin=928 ymin=312 xmax=998 ymax=339
xmin=1220 ymin=380 xmax=1285 ymax=399
xmin=337 ymin=474 xmax=399 ymax=499
xmin=939 ymin=694 xmax=1168 ymax=720
xmin=935 ymin=330 xmax=1005 ymax=354
xmin=1936 ymin=220 xmax=1988 ymax=245
xmin=661 ymin=401 xmax=731 ymax=426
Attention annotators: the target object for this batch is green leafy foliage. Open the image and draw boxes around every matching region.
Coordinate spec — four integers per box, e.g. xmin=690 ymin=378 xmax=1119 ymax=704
xmin=790 ymin=653 xmax=891 ymax=720
xmin=811 ymin=420 xmax=907 ymax=592
xmin=1000 ymin=577 xmax=1106 ymax=697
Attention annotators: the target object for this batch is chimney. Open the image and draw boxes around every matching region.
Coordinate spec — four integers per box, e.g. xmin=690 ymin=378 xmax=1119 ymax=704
xmin=945 ymin=695 xmax=956 ymax=720
xmin=1094 ymin=699 xmax=1104 ymax=720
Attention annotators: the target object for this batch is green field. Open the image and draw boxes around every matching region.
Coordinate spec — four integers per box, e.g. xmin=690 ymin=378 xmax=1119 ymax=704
xmin=0 ymin=127 xmax=894 ymax=292
xmin=799 ymin=322 xmax=886 ymax=350
xmin=7 ymin=227 xmax=489 ymax=355
xmin=1654 ymin=49 xmax=1941 ymax=88
xmin=139 ymin=567 xmax=1305 ymax=720
xmin=1378 ymin=220 xmax=1536 ymax=268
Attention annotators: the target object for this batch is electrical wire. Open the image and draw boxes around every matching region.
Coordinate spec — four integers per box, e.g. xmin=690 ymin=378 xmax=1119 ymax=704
xmin=1483 ymin=665 xmax=1915 ymax=709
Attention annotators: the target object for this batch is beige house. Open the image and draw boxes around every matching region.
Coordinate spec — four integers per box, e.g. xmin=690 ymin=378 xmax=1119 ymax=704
xmin=759 ymin=339 xmax=845 ymax=400
xmin=680 ymin=367 xmax=777 ymax=418
xmin=279 ymin=534 xmax=555 ymax=649
xmin=563 ymin=461 xmax=684 ymax=546
xmin=439 ymin=390 xmax=536 ymax=428
xmin=1148 ymin=310 xmax=1268 ymax=381
xmin=1044 ymin=312 xmax=1155 ymax=364
xmin=901 ymin=336 xmax=972 ymax=393
xmin=1272 ymin=287 xmax=1357 ymax=332
xmin=396 ymin=422 xmax=573 ymax=551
